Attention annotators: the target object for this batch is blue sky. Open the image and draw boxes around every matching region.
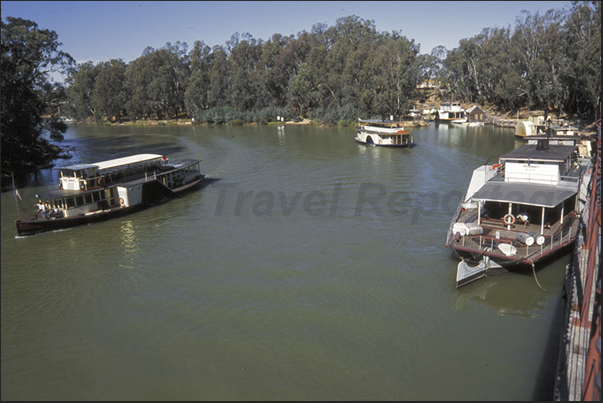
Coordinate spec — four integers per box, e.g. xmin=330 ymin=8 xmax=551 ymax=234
xmin=3 ymin=1 xmax=567 ymax=67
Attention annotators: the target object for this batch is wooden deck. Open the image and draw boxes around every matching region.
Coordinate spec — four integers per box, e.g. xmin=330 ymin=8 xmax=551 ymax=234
xmin=450 ymin=208 xmax=579 ymax=262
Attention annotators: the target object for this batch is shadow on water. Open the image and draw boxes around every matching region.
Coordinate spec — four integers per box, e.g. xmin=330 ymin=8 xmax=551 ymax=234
xmin=531 ymin=284 xmax=565 ymax=401
xmin=452 ymin=249 xmax=570 ymax=400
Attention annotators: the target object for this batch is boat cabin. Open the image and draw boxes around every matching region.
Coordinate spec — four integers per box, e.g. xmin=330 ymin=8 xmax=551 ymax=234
xmin=468 ymin=142 xmax=581 ymax=235
xmin=55 ymin=154 xmax=165 ymax=191
xmin=436 ymin=102 xmax=467 ymax=122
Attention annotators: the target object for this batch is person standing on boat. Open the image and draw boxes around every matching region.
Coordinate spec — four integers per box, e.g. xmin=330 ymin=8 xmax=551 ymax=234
xmin=36 ymin=201 xmax=46 ymax=218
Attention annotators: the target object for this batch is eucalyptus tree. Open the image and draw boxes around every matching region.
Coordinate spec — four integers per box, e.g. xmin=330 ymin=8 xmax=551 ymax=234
xmin=185 ymin=40 xmax=213 ymax=114
xmin=366 ymin=33 xmax=420 ymax=118
xmin=257 ymin=33 xmax=297 ymax=108
xmin=286 ymin=28 xmax=329 ymax=116
xmin=476 ymin=26 xmax=524 ymax=110
xmin=512 ymin=9 xmax=566 ymax=115
xmin=92 ymin=59 xmax=128 ymax=121
xmin=1 ymin=16 xmax=74 ymax=171
xmin=322 ymin=16 xmax=379 ymax=110
xmin=207 ymin=45 xmax=229 ymax=108
xmin=561 ymin=0 xmax=601 ymax=118
xmin=126 ymin=42 xmax=189 ymax=119
xmin=65 ymin=61 xmax=102 ymax=120
xmin=226 ymin=32 xmax=263 ymax=110
xmin=422 ymin=45 xmax=448 ymax=91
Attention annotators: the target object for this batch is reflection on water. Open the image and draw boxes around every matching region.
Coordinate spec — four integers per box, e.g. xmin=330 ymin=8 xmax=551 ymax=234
xmin=120 ymin=220 xmax=139 ymax=255
xmin=455 ymin=276 xmax=548 ymax=317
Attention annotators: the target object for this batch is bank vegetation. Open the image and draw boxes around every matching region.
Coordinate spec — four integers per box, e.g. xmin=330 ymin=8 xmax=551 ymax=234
xmin=1 ymin=1 xmax=600 ymax=172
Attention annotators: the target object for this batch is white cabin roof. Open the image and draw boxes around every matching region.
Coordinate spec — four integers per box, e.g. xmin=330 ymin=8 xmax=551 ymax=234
xmin=55 ymin=154 xmax=164 ymax=172
xmin=94 ymin=154 xmax=163 ymax=170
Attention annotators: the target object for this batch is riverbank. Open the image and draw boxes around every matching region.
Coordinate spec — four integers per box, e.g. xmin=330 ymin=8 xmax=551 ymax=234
xmin=74 ymin=109 xmax=596 ymax=136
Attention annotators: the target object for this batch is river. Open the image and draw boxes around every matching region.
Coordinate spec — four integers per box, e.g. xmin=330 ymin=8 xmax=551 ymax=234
xmin=1 ymin=122 xmax=568 ymax=400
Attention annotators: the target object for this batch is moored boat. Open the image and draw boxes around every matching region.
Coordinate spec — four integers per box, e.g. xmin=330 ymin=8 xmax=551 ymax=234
xmin=14 ymin=153 xmax=204 ymax=236
xmin=435 ymin=102 xmax=467 ymax=123
xmin=355 ymin=118 xmax=414 ymax=147
xmin=516 ymin=117 xmax=592 ymax=157
xmin=445 ymin=139 xmax=593 ymax=287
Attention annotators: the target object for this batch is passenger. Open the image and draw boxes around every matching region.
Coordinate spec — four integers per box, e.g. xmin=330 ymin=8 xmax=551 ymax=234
xmin=36 ymin=201 xmax=46 ymax=218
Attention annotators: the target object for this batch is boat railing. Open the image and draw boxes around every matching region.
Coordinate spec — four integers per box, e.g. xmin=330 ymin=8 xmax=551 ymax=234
xmin=523 ymin=225 xmax=576 ymax=260
xmin=446 ymin=203 xmax=464 ymax=244
xmin=460 ymin=223 xmax=577 ymax=260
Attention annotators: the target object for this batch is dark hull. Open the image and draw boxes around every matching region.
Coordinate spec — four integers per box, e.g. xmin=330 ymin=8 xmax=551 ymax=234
xmin=15 ymin=176 xmax=204 ymax=236
xmin=445 ymin=237 xmax=576 ymax=269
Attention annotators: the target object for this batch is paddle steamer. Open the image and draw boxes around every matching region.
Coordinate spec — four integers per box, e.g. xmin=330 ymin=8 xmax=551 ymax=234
xmin=445 ymin=139 xmax=593 ymax=287
xmin=355 ymin=118 xmax=414 ymax=147
xmin=15 ymin=154 xmax=204 ymax=236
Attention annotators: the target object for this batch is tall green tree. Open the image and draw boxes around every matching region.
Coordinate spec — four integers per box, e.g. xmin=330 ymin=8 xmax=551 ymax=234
xmin=185 ymin=40 xmax=213 ymax=114
xmin=207 ymin=46 xmax=229 ymax=108
xmin=92 ymin=59 xmax=128 ymax=121
xmin=125 ymin=42 xmax=189 ymax=119
xmin=561 ymin=1 xmax=601 ymax=118
xmin=65 ymin=61 xmax=102 ymax=120
xmin=1 ymin=17 xmax=74 ymax=171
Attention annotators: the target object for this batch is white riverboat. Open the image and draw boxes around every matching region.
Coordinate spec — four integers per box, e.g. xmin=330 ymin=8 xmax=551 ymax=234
xmin=435 ymin=102 xmax=467 ymax=123
xmin=15 ymin=153 xmax=204 ymax=236
xmin=445 ymin=139 xmax=593 ymax=287
xmin=355 ymin=118 xmax=414 ymax=147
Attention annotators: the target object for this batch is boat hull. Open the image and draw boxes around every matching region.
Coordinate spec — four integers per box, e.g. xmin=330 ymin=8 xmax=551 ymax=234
xmin=15 ymin=176 xmax=204 ymax=236
xmin=354 ymin=138 xmax=413 ymax=147
xmin=446 ymin=238 xmax=576 ymax=268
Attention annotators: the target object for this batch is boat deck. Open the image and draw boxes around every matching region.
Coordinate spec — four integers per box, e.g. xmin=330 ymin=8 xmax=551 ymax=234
xmin=450 ymin=208 xmax=579 ymax=263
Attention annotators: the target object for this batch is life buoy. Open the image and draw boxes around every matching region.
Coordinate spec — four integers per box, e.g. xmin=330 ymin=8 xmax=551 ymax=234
xmin=503 ymin=213 xmax=515 ymax=225
xmin=491 ymin=164 xmax=501 ymax=170
xmin=119 ymin=197 xmax=125 ymax=205
xmin=98 ymin=178 xmax=104 ymax=186
xmin=379 ymin=139 xmax=383 ymax=144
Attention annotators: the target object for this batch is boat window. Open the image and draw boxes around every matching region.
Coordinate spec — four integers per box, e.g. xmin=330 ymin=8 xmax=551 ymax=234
xmin=75 ymin=196 xmax=84 ymax=206
xmin=85 ymin=193 xmax=93 ymax=204
xmin=66 ymin=198 xmax=75 ymax=208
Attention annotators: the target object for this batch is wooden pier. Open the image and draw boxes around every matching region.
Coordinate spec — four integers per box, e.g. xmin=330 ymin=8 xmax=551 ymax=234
xmin=553 ymin=120 xmax=601 ymax=401
xmin=488 ymin=116 xmax=518 ymax=128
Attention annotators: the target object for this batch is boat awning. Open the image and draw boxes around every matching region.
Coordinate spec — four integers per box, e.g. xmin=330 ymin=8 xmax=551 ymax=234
xmin=35 ymin=187 xmax=98 ymax=199
xmin=53 ymin=163 xmax=99 ymax=172
xmin=471 ymin=181 xmax=578 ymax=208
xmin=357 ymin=118 xmax=403 ymax=125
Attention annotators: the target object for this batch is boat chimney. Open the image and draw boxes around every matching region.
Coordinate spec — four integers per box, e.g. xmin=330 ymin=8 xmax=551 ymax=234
xmin=536 ymin=138 xmax=550 ymax=151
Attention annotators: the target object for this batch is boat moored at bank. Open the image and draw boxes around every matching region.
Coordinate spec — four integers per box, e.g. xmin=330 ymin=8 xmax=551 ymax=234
xmin=435 ymin=102 xmax=467 ymax=123
xmin=445 ymin=139 xmax=593 ymax=287
xmin=355 ymin=118 xmax=414 ymax=147
xmin=14 ymin=153 xmax=204 ymax=236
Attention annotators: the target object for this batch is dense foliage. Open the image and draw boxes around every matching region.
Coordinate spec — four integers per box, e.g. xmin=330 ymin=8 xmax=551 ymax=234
xmin=64 ymin=4 xmax=598 ymax=126
xmin=1 ymin=17 xmax=74 ymax=172
xmin=439 ymin=2 xmax=600 ymax=118
xmin=1 ymin=3 xmax=600 ymax=171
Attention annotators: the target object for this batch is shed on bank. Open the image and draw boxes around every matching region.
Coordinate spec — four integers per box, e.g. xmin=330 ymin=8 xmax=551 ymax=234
xmin=466 ymin=105 xmax=486 ymax=122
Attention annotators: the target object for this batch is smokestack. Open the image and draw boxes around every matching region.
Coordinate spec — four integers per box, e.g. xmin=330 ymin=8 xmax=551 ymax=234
xmin=536 ymin=138 xmax=550 ymax=151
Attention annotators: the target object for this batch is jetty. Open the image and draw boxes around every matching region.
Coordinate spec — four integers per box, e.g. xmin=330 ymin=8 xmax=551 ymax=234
xmin=554 ymin=119 xmax=601 ymax=401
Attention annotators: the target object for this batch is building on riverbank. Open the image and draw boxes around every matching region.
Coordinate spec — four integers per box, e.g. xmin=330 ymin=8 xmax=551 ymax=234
xmin=554 ymin=119 xmax=601 ymax=401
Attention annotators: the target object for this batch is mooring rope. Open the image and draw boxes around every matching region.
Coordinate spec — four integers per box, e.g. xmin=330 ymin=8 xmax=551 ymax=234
xmin=527 ymin=258 xmax=546 ymax=291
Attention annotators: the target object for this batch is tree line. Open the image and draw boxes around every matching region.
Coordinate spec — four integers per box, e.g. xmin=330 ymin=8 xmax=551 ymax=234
xmin=64 ymin=2 xmax=600 ymax=125
xmin=1 ymin=2 xmax=600 ymax=172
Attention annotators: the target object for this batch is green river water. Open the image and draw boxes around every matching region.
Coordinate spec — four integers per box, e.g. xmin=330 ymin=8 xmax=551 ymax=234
xmin=1 ymin=122 xmax=569 ymax=400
